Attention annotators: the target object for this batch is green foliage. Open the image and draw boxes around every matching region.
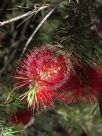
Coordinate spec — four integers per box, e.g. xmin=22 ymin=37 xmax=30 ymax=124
xmin=29 ymin=103 xmax=102 ymax=136
xmin=57 ymin=104 xmax=102 ymax=136
xmin=0 ymin=126 xmax=21 ymax=136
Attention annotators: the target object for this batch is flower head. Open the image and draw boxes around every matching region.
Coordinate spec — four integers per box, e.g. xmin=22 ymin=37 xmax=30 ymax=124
xmin=67 ymin=66 xmax=102 ymax=104
xmin=9 ymin=108 xmax=32 ymax=125
xmin=14 ymin=46 xmax=70 ymax=110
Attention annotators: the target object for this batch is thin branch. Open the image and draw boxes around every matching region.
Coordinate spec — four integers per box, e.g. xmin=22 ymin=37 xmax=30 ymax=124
xmin=21 ymin=0 xmax=62 ymax=57
xmin=21 ymin=8 xmax=55 ymax=57
xmin=0 ymin=6 xmax=48 ymax=27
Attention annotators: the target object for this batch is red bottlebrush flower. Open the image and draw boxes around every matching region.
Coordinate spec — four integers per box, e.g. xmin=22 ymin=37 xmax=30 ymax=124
xmin=65 ymin=66 xmax=102 ymax=104
xmin=10 ymin=108 xmax=32 ymax=125
xmin=14 ymin=46 xmax=70 ymax=110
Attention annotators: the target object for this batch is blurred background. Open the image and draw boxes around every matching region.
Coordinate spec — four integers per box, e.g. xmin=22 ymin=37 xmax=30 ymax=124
xmin=0 ymin=0 xmax=102 ymax=136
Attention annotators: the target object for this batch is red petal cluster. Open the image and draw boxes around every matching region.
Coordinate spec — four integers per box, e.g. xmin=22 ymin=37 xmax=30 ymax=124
xmin=10 ymin=108 xmax=32 ymax=125
xmin=14 ymin=46 xmax=70 ymax=110
xmin=31 ymin=81 xmax=57 ymax=109
xmin=14 ymin=45 xmax=102 ymax=109
xmin=60 ymin=66 xmax=102 ymax=104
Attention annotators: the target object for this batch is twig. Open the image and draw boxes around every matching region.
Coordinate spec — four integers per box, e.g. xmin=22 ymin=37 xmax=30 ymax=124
xmin=0 ymin=6 xmax=48 ymax=27
xmin=21 ymin=8 xmax=55 ymax=57
xmin=21 ymin=0 xmax=62 ymax=57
